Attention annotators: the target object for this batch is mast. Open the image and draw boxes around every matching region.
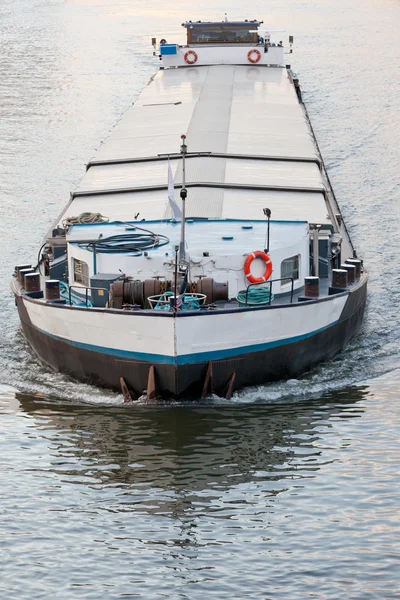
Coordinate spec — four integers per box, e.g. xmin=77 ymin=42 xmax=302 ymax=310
xmin=179 ymin=134 xmax=188 ymax=265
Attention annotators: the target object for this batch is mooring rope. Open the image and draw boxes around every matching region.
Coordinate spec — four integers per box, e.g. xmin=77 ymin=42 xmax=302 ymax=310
xmin=62 ymin=212 xmax=109 ymax=231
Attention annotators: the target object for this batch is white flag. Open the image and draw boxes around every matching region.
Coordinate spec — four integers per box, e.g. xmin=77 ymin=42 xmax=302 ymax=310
xmin=168 ymin=160 xmax=182 ymax=221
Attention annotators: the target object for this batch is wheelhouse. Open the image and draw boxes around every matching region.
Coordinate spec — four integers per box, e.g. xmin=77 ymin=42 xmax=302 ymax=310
xmin=183 ymin=20 xmax=262 ymax=45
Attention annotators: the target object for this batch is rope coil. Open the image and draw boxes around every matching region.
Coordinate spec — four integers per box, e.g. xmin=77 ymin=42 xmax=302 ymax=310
xmin=236 ymin=284 xmax=274 ymax=306
xmin=152 ymin=291 xmax=203 ymax=311
xmin=62 ymin=212 xmax=109 ymax=231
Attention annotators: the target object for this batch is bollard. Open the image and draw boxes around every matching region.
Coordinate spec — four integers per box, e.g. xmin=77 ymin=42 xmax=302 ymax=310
xmin=345 ymin=258 xmax=362 ymax=279
xmin=15 ymin=263 xmax=31 ymax=274
xmin=304 ymin=276 xmax=320 ymax=298
xmin=331 ymin=269 xmax=348 ymax=289
xmin=25 ymin=273 xmax=41 ymax=293
xmin=341 ymin=263 xmax=356 ymax=284
xmin=19 ymin=268 xmax=34 ymax=285
xmin=15 ymin=264 xmax=32 ymax=281
xmin=45 ymin=280 xmax=60 ymax=300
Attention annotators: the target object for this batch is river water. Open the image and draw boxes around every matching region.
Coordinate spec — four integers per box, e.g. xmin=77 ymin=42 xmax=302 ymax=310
xmin=0 ymin=0 xmax=399 ymax=597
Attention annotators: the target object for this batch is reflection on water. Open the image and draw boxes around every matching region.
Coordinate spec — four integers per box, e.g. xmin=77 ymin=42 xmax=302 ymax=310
xmin=1 ymin=382 xmax=399 ymax=598
xmin=15 ymin=388 xmax=368 ymax=502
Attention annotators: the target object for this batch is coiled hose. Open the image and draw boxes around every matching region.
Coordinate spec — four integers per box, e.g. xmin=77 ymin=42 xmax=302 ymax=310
xmin=236 ymin=284 xmax=274 ymax=306
xmin=78 ymin=224 xmax=169 ymax=256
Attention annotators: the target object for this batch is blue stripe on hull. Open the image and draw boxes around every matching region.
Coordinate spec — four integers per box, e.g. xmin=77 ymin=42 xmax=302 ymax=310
xmin=35 ymin=321 xmax=339 ymax=365
xmin=35 ymin=326 xmax=176 ymax=364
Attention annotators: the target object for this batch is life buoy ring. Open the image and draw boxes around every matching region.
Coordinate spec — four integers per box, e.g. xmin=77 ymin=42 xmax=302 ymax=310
xmin=244 ymin=251 xmax=273 ymax=283
xmin=247 ymin=49 xmax=261 ymax=64
xmin=184 ymin=50 xmax=198 ymax=65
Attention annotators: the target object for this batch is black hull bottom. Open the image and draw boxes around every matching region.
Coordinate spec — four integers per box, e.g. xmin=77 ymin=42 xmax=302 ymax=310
xmin=15 ymin=280 xmax=367 ymax=400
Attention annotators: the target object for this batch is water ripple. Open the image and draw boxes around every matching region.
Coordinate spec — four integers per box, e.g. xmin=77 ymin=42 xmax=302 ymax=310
xmin=1 ymin=374 xmax=400 ymax=598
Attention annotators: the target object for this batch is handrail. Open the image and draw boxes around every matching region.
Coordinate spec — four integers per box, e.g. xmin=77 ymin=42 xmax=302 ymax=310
xmin=245 ymin=277 xmax=294 ymax=306
xmin=68 ymin=285 xmax=109 ymax=307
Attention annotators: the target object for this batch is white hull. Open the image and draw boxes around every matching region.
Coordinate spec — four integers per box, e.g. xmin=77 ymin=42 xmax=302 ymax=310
xmin=20 ymin=286 xmax=348 ymax=365
xmin=14 ymin=275 xmax=367 ymax=398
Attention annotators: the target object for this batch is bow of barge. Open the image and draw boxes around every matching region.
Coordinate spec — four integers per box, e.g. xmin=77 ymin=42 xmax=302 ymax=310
xmin=12 ymin=18 xmax=367 ymax=400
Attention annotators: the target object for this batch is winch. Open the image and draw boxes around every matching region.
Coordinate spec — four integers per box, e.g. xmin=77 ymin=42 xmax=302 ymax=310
xmin=110 ymin=277 xmax=228 ymax=309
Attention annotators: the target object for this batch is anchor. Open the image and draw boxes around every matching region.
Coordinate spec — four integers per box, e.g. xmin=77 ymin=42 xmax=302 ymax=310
xmin=201 ymin=361 xmax=236 ymax=400
xmin=146 ymin=365 xmax=158 ymax=403
xmin=201 ymin=361 xmax=214 ymax=398
xmin=121 ymin=362 xmax=235 ymax=403
xmin=222 ymin=372 xmax=236 ymax=400
xmin=120 ymin=366 xmax=158 ymax=404
xmin=120 ymin=377 xmax=136 ymax=403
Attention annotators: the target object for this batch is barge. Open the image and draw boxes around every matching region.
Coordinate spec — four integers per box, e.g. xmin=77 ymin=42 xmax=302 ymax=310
xmin=12 ymin=19 xmax=367 ymax=400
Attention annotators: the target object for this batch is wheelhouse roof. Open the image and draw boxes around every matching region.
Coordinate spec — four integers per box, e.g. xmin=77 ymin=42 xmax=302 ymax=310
xmin=182 ymin=21 xmax=262 ymax=28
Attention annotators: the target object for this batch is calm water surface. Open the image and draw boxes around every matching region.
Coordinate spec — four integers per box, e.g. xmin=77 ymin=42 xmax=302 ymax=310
xmin=1 ymin=376 xmax=400 ymax=598
xmin=0 ymin=0 xmax=399 ymax=597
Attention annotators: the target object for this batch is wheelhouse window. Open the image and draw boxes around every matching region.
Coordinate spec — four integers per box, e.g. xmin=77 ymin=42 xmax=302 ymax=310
xmin=281 ymin=255 xmax=300 ymax=282
xmin=73 ymin=258 xmax=89 ymax=287
xmin=189 ymin=27 xmax=257 ymax=44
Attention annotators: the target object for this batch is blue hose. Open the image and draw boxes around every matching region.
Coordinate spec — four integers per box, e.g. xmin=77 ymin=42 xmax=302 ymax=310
xmin=154 ymin=291 xmax=200 ymax=311
xmin=236 ymin=284 xmax=274 ymax=306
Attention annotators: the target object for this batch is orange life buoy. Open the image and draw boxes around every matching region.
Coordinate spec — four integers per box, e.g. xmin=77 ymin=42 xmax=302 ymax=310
xmin=247 ymin=49 xmax=261 ymax=64
xmin=184 ymin=50 xmax=198 ymax=65
xmin=244 ymin=251 xmax=273 ymax=283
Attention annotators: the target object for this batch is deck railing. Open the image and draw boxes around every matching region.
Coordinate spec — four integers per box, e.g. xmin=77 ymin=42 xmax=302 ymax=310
xmin=244 ymin=277 xmax=294 ymax=306
xmin=68 ymin=285 xmax=109 ymax=307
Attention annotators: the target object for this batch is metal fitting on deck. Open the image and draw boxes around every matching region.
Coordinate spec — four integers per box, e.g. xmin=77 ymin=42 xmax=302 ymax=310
xmin=331 ymin=269 xmax=348 ymax=289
